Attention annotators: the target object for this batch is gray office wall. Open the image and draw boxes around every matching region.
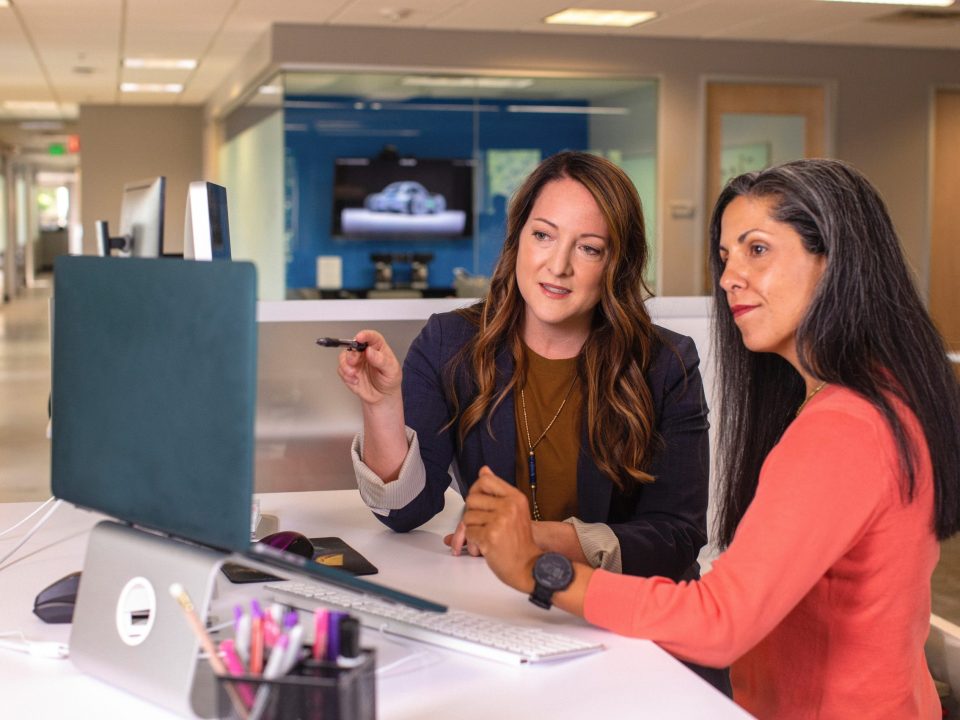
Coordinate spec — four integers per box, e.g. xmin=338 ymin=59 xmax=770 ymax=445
xmin=213 ymin=24 xmax=960 ymax=297
xmin=78 ymin=105 xmax=204 ymax=256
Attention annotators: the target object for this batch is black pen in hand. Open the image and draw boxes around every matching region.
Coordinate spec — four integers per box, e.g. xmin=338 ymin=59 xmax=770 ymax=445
xmin=316 ymin=337 xmax=368 ymax=351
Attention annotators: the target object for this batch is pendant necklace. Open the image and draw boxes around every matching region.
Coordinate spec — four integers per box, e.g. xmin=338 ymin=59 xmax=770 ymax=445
xmin=519 ymin=377 xmax=577 ymax=521
xmin=796 ymin=380 xmax=827 ymax=417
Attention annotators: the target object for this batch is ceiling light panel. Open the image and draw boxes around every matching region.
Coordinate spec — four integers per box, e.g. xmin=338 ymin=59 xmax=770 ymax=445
xmin=543 ymin=8 xmax=658 ymax=27
xmin=3 ymin=101 xmax=60 ymax=112
xmin=0 ymin=101 xmax=77 ymax=119
xmin=124 ymin=58 xmax=197 ymax=70
xmin=120 ymin=83 xmax=184 ymax=94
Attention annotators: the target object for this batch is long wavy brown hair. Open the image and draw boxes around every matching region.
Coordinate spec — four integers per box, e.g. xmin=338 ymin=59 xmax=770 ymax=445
xmin=447 ymin=151 xmax=659 ymax=488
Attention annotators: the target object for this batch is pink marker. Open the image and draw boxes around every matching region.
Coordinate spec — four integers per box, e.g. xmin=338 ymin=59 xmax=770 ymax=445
xmin=313 ymin=609 xmax=329 ymax=661
xmin=219 ymin=639 xmax=254 ymax=705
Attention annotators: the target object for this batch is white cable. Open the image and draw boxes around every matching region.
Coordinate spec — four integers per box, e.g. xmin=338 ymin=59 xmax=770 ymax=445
xmin=0 ymin=633 xmax=69 ymax=659
xmin=375 ymin=650 xmax=437 ymax=678
xmin=0 ymin=499 xmax=63 ymax=569
xmin=0 ymin=497 xmax=55 ymax=538
xmin=372 ymin=634 xmax=440 ymax=678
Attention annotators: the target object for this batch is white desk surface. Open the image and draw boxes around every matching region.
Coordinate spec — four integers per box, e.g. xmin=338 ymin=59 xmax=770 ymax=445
xmin=0 ymin=490 xmax=750 ymax=719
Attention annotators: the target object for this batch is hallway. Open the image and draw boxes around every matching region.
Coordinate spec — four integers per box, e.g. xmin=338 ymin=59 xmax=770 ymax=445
xmin=0 ymin=281 xmax=52 ymax=503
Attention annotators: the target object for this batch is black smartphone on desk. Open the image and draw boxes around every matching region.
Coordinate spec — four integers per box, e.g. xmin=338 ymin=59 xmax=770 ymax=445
xmin=221 ymin=537 xmax=378 ymax=584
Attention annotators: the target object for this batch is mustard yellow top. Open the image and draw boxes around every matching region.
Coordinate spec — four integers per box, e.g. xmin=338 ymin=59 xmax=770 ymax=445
xmin=513 ymin=343 xmax=582 ymax=521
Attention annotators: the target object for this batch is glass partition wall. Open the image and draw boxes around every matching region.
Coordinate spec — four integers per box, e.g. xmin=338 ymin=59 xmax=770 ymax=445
xmin=221 ymin=71 xmax=658 ymax=301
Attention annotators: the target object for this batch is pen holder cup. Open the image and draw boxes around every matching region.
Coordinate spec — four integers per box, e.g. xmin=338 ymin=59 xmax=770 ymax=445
xmin=217 ymin=650 xmax=376 ymax=720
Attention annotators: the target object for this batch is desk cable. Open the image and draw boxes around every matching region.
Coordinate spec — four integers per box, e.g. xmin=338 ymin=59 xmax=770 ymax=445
xmin=0 ymin=631 xmax=69 ymax=660
xmin=0 ymin=502 xmax=71 ymax=662
xmin=0 ymin=498 xmax=63 ymax=569
xmin=0 ymin=496 xmax=55 ymax=538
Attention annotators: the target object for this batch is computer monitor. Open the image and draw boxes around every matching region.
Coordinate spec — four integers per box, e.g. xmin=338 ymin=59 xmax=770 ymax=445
xmin=51 ymin=256 xmax=258 ymax=550
xmin=50 ymin=255 xmax=444 ymax=612
xmin=183 ymin=181 xmax=231 ymax=261
xmin=95 ymin=176 xmax=166 ymax=257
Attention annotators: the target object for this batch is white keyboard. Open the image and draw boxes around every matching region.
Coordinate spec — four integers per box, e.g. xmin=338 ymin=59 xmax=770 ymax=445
xmin=266 ymin=580 xmax=605 ymax=665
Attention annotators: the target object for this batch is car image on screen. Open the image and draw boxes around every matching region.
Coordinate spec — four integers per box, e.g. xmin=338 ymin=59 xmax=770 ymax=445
xmin=364 ymin=181 xmax=447 ymax=215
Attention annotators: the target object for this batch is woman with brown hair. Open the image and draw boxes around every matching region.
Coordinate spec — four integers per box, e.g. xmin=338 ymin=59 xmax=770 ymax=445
xmin=336 ymin=150 xmax=724 ymax=689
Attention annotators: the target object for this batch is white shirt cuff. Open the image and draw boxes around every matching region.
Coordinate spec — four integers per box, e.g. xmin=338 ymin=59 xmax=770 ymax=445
xmin=564 ymin=517 xmax=623 ymax=573
xmin=352 ymin=427 xmax=427 ymax=516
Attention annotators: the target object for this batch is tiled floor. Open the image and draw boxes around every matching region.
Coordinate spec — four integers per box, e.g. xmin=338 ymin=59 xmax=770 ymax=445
xmin=2 ymin=278 xmax=959 ymax=627
xmin=0 ymin=281 xmax=52 ymax=502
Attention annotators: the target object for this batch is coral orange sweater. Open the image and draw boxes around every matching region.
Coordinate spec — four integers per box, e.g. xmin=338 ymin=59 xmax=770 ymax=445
xmin=584 ymin=386 xmax=940 ymax=719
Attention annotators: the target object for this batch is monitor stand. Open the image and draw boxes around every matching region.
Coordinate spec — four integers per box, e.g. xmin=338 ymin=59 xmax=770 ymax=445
xmin=69 ymin=520 xmax=226 ymax=718
xmin=253 ymin=513 xmax=278 ymax=540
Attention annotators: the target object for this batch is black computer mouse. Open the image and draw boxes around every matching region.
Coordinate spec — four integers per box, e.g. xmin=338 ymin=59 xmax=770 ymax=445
xmin=33 ymin=570 xmax=82 ymax=624
xmin=258 ymin=531 xmax=315 ymax=560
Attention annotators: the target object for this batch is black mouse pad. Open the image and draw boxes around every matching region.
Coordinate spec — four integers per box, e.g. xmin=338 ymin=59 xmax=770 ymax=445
xmin=222 ymin=536 xmax=378 ymax=583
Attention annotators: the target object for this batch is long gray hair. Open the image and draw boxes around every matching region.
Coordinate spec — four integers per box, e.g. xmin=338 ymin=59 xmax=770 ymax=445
xmin=708 ymin=158 xmax=960 ymax=546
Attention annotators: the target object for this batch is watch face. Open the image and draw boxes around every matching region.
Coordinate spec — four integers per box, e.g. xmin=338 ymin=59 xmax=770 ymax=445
xmin=533 ymin=552 xmax=574 ymax=590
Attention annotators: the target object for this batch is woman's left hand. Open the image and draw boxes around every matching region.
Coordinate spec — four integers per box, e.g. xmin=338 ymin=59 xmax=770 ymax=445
xmin=463 ymin=467 xmax=540 ymax=593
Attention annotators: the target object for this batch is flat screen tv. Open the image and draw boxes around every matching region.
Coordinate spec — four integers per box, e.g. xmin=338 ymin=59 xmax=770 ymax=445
xmin=332 ymin=156 xmax=474 ymax=238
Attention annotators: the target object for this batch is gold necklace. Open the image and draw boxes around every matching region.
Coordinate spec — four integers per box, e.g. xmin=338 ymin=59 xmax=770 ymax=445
xmin=519 ymin=377 xmax=577 ymax=522
xmin=796 ymin=381 xmax=827 ymax=417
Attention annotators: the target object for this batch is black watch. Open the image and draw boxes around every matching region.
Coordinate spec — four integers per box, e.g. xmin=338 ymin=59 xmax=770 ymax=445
xmin=529 ymin=552 xmax=574 ymax=610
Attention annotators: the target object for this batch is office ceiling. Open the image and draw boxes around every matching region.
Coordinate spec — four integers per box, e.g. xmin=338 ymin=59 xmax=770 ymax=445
xmin=1 ymin=0 xmax=959 ymax=123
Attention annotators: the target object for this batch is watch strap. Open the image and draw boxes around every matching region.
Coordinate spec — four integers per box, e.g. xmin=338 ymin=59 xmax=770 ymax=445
xmin=529 ymin=583 xmax=555 ymax=609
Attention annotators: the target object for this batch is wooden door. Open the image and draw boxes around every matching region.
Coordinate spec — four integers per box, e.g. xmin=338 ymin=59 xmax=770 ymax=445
xmin=704 ymin=82 xmax=827 ymax=292
xmin=931 ymin=89 xmax=960 ymax=363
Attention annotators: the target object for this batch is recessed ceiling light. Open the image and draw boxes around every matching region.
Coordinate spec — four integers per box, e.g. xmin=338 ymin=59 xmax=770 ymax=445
xmin=402 ymin=76 xmax=535 ymax=89
xmin=120 ymin=82 xmax=183 ymax=93
xmin=258 ymin=85 xmax=283 ymax=95
xmin=543 ymin=8 xmax=658 ymax=27
xmin=0 ymin=1 xmax=10 ymax=8
xmin=3 ymin=100 xmax=59 ymax=112
xmin=124 ymin=58 xmax=197 ymax=70
xmin=379 ymin=7 xmax=413 ymax=22
xmin=817 ymin=0 xmax=954 ymax=5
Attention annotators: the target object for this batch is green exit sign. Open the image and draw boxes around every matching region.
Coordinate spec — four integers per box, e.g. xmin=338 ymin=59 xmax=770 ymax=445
xmin=48 ymin=143 xmax=66 ymax=156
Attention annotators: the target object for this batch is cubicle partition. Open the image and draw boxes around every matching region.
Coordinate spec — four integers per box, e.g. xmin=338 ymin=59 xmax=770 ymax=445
xmin=255 ymin=298 xmax=476 ymax=493
xmin=254 ymin=296 xmax=715 ymax=541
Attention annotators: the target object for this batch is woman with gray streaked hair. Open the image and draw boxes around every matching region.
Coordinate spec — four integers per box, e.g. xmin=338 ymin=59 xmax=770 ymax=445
xmin=464 ymin=158 xmax=960 ymax=718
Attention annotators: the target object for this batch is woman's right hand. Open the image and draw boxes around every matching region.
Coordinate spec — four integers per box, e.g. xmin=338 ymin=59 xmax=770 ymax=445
xmin=336 ymin=330 xmax=402 ymax=406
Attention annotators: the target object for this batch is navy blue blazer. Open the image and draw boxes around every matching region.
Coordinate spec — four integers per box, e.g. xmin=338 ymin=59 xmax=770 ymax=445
xmin=380 ymin=310 xmax=710 ymax=582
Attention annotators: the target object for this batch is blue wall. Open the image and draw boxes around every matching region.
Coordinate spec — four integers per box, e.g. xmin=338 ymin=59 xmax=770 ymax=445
xmin=283 ymin=97 xmax=588 ymax=290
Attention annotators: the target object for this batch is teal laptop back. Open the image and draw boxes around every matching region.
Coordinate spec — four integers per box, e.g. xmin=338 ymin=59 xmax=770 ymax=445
xmin=51 ymin=256 xmax=258 ymax=552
